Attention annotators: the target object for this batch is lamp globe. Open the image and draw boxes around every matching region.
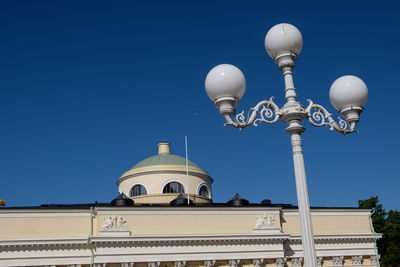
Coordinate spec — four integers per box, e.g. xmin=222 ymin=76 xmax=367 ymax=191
xmin=205 ymin=64 xmax=246 ymax=102
xmin=265 ymin=23 xmax=303 ymax=59
xmin=329 ymin=75 xmax=368 ymax=111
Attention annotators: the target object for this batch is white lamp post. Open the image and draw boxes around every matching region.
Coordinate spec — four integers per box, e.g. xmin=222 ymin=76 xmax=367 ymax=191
xmin=205 ymin=23 xmax=368 ymax=266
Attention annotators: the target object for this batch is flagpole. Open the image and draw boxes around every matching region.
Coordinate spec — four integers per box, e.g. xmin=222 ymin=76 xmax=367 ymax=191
xmin=185 ymin=135 xmax=190 ymax=205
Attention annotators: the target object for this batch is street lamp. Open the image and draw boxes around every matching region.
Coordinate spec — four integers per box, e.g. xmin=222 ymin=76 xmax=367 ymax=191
xmin=204 ymin=23 xmax=368 ymax=266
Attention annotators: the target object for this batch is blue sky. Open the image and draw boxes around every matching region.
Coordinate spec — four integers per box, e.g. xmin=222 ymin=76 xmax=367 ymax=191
xmin=0 ymin=1 xmax=398 ymax=211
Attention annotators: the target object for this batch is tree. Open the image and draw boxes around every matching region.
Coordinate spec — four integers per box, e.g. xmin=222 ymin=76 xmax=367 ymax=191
xmin=358 ymin=196 xmax=400 ymax=266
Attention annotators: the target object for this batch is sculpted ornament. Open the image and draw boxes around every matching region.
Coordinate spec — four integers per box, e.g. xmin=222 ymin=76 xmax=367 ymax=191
xmin=229 ymin=259 xmax=240 ymax=267
xmin=101 ymin=215 xmax=128 ymax=231
xmin=148 ymin=262 xmax=161 ymax=267
xmin=370 ymin=255 xmax=379 ymax=266
xmin=204 ymin=260 xmax=216 ymax=267
xmin=332 ymin=256 xmax=344 ymax=266
xmin=174 ymin=261 xmax=186 ymax=267
xmin=275 ymin=258 xmax=286 ymax=267
xmin=255 ymin=214 xmax=276 ymax=229
xmin=252 ymin=259 xmax=263 ymax=267
xmin=254 ymin=214 xmax=280 ymax=233
xmin=317 ymin=257 xmax=323 ymax=267
xmin=351 ymin=256 xmax=362 ymax=266
xmin=291 ymin=258 xmax=303 ymax=267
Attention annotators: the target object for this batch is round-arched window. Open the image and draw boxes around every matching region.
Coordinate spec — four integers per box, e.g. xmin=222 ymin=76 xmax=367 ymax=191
xmin=163 ymin=182 xmax=184 ymax=194
xmin=131 ymin=184 xmax=147 ymax=197
xmin=198 ymin=185 xmax=209 ymax=198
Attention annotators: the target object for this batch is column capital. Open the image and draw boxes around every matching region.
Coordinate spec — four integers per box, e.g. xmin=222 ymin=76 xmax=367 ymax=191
xmin=333 ymin=256 xmax=344 ymax=266
xmin=351 ymin=256 xmax=363 ymax=266
xmin=275 ymin=258 xmax=287 ymax=267
xmin=291 ymin=257 xmax=303 ymax=267
xmin=229 ymin=259 xmax=240 ymax=267
xmin=204 ymin=260 xmax=216 ymax=267
xmin=252 ymin=259 xmax=263 ymax=267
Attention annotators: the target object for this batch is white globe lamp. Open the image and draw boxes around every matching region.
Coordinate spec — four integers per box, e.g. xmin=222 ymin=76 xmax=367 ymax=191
xmin=205 ymin=64 xmax=246 ymax=115
xmin=265 ymin=23 xmax=303 ymax=67
xmin=329 ymin=75 xmax=368 ymax=122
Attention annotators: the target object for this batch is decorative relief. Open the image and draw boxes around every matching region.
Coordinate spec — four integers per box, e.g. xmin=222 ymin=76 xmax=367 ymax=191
xmin=204 ymin=260 xmax=216 ymax=267
xmin=332 ymin=256 xmax=344 ymax=266
xmin=317 ymin=257 xmax=323 ymax=267
xmin=370 ymin=255 xmax=379 ymax=266
xmin=254 ymin=214 xmax=280 ymax=234
xmin=174 ymin=261 xmax=186 ymax=267
xmin=351 ymin=256 xmax=362 ymax=266
xmin=291 ymin=257 xmax=303 ymax=267
xmin=101 ymin=216 xmax=128 ymax=231
xmin=99 ymin=215 xmax=131 ymax=236
xmin=229 ymin=259 xmax=240 ymax=267
xmin=121 ymin=263 xmax=134 ymax=267
xmin=93 ymin=264 xmax=106 ymax=267
xmin=275 ymin=258 xmax=286 ymax=267
xmin=148 ymin=262 xmax=161 ymax=267
xmin=252 ymin=259 xmax=263 ymax=267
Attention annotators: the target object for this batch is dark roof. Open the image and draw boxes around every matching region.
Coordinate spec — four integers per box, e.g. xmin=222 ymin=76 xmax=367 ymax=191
xmin=0 ymin=202 xmax=363 ymax=210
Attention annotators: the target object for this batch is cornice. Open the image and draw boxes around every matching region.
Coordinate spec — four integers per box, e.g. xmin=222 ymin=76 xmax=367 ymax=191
xmin=0 ymin=238 xmax=87 ymax=248
xmin=91 ymin=233 xmax=290 ymax=244
xmin=95 ymin=206 xmax=282 ymax=214
xmin=289 ymin=233 xmax=382 ymax=242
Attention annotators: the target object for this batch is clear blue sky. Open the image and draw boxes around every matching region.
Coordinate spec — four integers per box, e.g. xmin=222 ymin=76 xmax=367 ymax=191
xmin=1 ymin=1 xmax=398 ymax=211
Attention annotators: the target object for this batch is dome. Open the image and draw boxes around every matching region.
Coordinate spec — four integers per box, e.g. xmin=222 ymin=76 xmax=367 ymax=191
xmin=117 ymin=142 xmax=213 ymax=204
xmin=132 ymin=153 xmax=200 ymax=169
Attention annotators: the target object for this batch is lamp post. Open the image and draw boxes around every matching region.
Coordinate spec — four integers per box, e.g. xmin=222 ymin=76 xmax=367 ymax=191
xmin=204 ymin=23 xmax=368 ymax=266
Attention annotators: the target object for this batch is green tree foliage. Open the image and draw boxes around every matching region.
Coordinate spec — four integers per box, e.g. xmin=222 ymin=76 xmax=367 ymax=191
xmin=358 ymin=196 xmax=400 ymax=266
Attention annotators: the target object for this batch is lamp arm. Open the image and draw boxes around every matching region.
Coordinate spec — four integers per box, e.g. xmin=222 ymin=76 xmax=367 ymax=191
xmin=305 ymin=99 xmax=357 ymax=135
xmin=223 ymin=97 xmax=281 ymax=129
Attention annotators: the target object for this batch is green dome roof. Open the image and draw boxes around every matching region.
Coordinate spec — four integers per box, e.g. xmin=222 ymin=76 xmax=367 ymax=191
xmin=132 ymin=153 xmax=200 ymax=169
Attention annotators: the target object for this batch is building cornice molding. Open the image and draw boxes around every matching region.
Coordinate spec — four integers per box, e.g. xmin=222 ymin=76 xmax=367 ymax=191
xmin=0 ymin=238 xmax=87 ymax=248
xmin=95 ymin=207 xmax=282 ymax=215
xmin=289 ymin=233 xmax=382 ymax=242
xmin=0 ymin=210 xmax=92 ymax=218
xmin=282 ymin=210 xmax=372 ymax=216
xmin=91 ymin=233 xmax=290 ymax=245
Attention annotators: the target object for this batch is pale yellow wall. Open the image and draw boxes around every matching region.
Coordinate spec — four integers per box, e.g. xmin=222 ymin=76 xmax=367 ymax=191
xmin=0 ymin=208 xmax=372 ymax=240
xmin=282 ymin=212 xmax=372 ymax=234
xmin=0 ymin=216 xmax=90 ymax=239
xmin=95 ymin=213 xmax=280 ymax=236
xmin=132 ymin=193 xmax=210 ymax=204
xmin=118 ymin=170 xmax=212 ymax=201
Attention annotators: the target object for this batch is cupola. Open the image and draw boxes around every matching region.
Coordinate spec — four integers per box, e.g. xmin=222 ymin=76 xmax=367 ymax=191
xmin=117 ymin=142 xmax=213 ymax=204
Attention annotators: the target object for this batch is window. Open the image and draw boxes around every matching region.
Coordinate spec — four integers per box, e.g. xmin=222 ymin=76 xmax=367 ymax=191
xmin=163 ymin=182 xmax=184 ymax=194
xmin=198 ymin=185 xmax=209 ymax=198
xmin=130 ymin=185 xmax=147 ymax=197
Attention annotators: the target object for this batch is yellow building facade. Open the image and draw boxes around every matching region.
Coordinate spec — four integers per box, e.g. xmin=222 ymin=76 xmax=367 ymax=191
xmin=0 ymin=142 xmax=380 ymax=266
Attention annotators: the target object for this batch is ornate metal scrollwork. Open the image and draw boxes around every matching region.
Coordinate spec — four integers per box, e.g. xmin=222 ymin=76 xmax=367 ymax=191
xmin=223 ymin=97 xmax=281 ymax=129
xmin=305 ymin=99 xmax=356 ymax=135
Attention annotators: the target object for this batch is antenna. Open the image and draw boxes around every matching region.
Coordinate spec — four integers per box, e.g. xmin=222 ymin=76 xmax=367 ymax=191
xmin=185 ymin=135 xmax=189 ymax=205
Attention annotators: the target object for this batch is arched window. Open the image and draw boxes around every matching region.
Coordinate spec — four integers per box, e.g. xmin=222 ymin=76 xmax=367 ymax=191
xmin=198 ymin=185 xmax=209 ymax=198
xmin=163 ymin=182 xmax=184 ymax=194
xmin=131 ymin=184 xmax=147 ymax=197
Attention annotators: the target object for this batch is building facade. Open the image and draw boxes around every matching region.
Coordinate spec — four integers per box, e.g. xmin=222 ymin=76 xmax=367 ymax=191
xmin=0 ymin=142 xmax=380 ymax=266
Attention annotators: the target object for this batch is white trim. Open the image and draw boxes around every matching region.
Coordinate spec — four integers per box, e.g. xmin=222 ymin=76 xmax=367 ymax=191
xmin=0 ymin=210 xmax=91 ymax=218
xmin=128 ymin=182 xmax=149 ymax=197
xmin=282 ymin=210 xmax=371 ymax=216
xmin=0 ymin=238 xmax=87 ymax=247
xmin=96 ymin=208 xmax=281 ymax=215
xmin=91 ymin=233 xmax=290 ymax=243
xmin=160 ymin=179 xmax=185 ymax=194
xmin=196 ymin=183 xmax=212 ymax=199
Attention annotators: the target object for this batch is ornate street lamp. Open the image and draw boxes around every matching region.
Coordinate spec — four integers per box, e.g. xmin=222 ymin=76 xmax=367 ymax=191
xmin=205 ymin=23 xmax=368 ymax=266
